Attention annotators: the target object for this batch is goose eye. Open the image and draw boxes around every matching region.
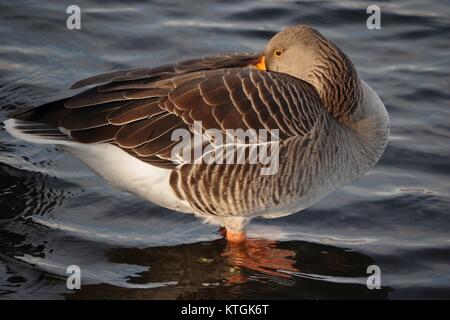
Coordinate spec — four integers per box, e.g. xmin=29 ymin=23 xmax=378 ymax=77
xmin=274 ymin=49 xmax=283 ymax=57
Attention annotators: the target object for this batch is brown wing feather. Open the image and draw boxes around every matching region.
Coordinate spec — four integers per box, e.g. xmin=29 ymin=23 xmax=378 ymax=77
xmin=163 ymin=68 xmax=324 ymax=137
xmin=107 ymin=98 xmax=165 ymax=125
xmin=70 ymin=52 xmax=259 ymax=89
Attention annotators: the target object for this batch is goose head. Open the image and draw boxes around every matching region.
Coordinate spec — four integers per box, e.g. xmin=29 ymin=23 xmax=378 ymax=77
xmin=256 ymin=25 xmax=362 ymax=123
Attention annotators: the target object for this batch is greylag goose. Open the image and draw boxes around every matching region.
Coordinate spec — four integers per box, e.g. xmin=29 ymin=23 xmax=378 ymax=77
xmin=4 ymin=25 xmax=389 ymax=242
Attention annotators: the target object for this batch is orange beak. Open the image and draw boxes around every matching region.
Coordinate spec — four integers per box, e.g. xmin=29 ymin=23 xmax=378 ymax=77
xmin=254 ymin=55 xmax=266 ymax=71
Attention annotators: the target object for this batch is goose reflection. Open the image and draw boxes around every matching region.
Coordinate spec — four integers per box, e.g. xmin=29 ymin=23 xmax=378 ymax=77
xmin=107 ymin=236 xmax=298 ymax=287
xmin=220 ymin=238 xmax=298 ymax=284
xmin=66 ymin=236 xmax=390 ymax=299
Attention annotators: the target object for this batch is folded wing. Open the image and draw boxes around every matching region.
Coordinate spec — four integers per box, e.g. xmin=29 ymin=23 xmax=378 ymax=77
xmin=12 ymin=53 xmax=326 ymax=169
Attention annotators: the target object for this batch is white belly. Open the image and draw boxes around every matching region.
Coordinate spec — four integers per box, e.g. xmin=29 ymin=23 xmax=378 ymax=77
xmin=62 ymin=143 xmax=193 ymax=213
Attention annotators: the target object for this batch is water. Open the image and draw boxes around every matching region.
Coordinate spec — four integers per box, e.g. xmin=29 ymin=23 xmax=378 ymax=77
xmin=0 ymin=0 xmax=449 ymax=299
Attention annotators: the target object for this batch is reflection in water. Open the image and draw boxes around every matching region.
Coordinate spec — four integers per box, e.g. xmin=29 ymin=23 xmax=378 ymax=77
xmin=66 ymin=237 xmax=390 ymax=299
xmin=221 ymin=239 xmax=298 ymax=283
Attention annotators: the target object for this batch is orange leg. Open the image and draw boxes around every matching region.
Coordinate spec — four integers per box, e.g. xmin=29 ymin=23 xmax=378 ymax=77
xmin=225 ymin=229 xmax=247 ymax=243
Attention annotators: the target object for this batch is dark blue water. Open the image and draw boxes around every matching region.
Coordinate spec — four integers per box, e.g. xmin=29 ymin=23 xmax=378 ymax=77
xmin=0 ymin=0 xmax=449 ymax=299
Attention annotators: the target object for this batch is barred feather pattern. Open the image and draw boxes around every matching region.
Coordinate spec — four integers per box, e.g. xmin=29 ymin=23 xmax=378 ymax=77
xmin=307 ymin=37 xmax=362 ymax=123
xmin=169 ymin=112 xmax=379 ymax=217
